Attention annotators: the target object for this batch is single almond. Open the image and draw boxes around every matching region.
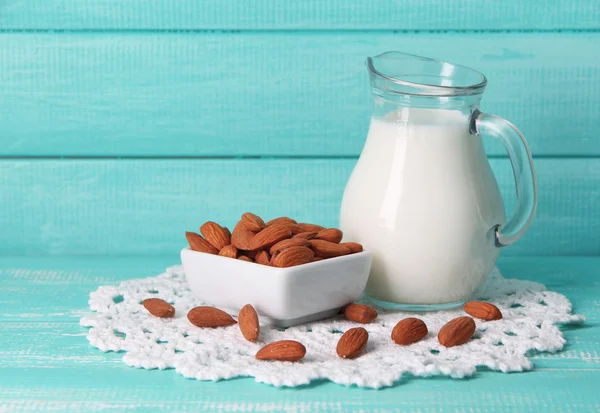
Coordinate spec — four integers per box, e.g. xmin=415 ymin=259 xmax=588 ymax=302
xmin=266 ymin=217 xmax=297 ymax=227
xmin=249 ymin=225 xmax=293 ymax=250
xmin=340 ymin=242 xmax=363 ymax=254
xmin=255 ymin=250 xmax=271 ymax=265
xmin=238 ymin=255 xmax=254 ymax=262
xmin=272 ymin=246 xmax=314 ymax=267
xmin=218 ymin=244 xmax=238 ymax=259
xmin=392 ymin=318 xmax=428 ymax=345
xmin=464 ymin=301 xmax=503 ymax=321
xmin=188 ymin=306 xmax=237 ymax=328
xmin=284 ymin=223 xmax=307 ymax=235
xmin=438 ymin=316 xmax=476 ymax=347
xmin=269 ymin=238 xmax=310 ymax=255
xmin=241 ymin=212 xmax=266 ymax=232
xmin=239 ymin=304 xmax=260 ymax=342
xmin=344 ymin=303 xmax=378 ymax=324
xmin=336 ymin=327 xmax=369 ymax=359
xmin=185 ymin=232 xmax=219 ymax=254
xmin=200 ymin=221 xmax=231 ymax=250
xmin=315 ymin=228 xmax=343 ymax=244
xmin=255 ymin=340 xmax=306 ymax=362
xmin=231 ymin=222 xmax=255 ymax=250
xmin=143 ymin=298 xmax=175 ymax=318
xmin=310 ymin=239 xmax=351 ymax=259
xmin=298 ymin=223 xmax=325 ymax=232
xmin=293 ymin=231 xmax=318 ymax=240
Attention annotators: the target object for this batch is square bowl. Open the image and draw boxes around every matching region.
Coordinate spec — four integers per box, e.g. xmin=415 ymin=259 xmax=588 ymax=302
xmin=181 ymin=248 xmax=372 ymax=327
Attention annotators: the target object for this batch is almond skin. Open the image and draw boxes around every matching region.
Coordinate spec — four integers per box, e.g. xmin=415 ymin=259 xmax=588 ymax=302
xmin=269 ymin=238 xmax=311 ymax=255
xmin=392 ymin=318 xmax=428 ymax=345
xmin=298 ymin=223 xmax=325 ymax=232
xmin=239 ymin=304 xmax=260 ymax=342
xmin=200 ymin=221 xmax=231 ymax=250
xmin=231 ymin=222 xmax=255 ymax=250
xmin=266 ymin=217 xmax=297 ymax=227
xmin=223 ymin=227 xmax=231 ymax=238
xmin=255 ymin=250 xmax=271 ymax=265
xmin=272 ymin=246 xmax=314 ymax=267
xmin=343 ymin=303 xmax=378 ymax=324
xmin=312 ymin=257 xmax=324 ymax=262
xmin=218 ymin=244 xmax=239 ymax=259
xmin=188 ymin=306 xmax=237 ymax=328
xmin=249 ymin=225 xmax=293 ymax=250
xmin=310 ymin=240 xmax=351 ymax=259
xmin=340 ymin=242 xmax=363 ymax=254
xmin=238 ymin=255 xmax=254 ymax=262
xmin=185 ymin=232 xmax=219 ymax=254
xmin=241 ymin=212 xmax=266 ymax=232
xmin=256 ymin=340 xmax=306 ymax=362
xmin=438 ymin=316 xmax=476 ymax=347
xmin=464 ymin=301 xmax=503 ymax=321
xmin=315 ymin=228 xmax=343 ymax=244
xmin=293 ymin=231 xmax=318 ymax=240
xmin=143 ymin=298 xmax=175 ymax=318
xmin=336 ymin=327 xmax=369 ymax=359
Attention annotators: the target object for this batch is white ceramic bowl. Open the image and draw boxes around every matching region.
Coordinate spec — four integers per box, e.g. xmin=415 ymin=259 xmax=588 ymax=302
xmin=181 ymin=248 xmax=372 ymax=327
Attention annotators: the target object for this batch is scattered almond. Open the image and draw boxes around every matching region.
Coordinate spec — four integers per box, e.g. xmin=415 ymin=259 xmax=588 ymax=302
xmin=293 ymin=231 xmax=318 ymax=240
xmin=143 ymin=298 xmax=175 ymax=318
xmin=272 ymin=246 xmax=314 ymax=267
xmin=298 ymin=223 xmax=325 ymax=232
xmin=241 ymin=212 xmax=266 ymax=232
xmin=239 ymin=304 xmax=260 ymax=342
xmin=249 ymin=225 xmax=293 ymax=250
xmin=336 ymin=327 xmax=368 ymax=359
xmin=188 ymin=306 xmax=237 ymax=327
xmin=269 ymin=238 xmax=310 ymax=255
xmin=255 ymin=340 xmax=306 ymax=362
xmin=231 ymin=222 xmax=255 ymax=250
xmin=391 ymin=318 xmax=428 ymax=345
xmin=343 ymin=303 xmax=378 ymax=324
xmin=266 ymin=217 xmax=297 ymax=227
xmin=315 ymin=228 xmax=343 ymax=244
xmin=438 ymin=316 xmax=476 ymax=347
xmin=200 ymin=221 xmax=231 ymax=250
xmin=340 ymin=242 xmax=363 ymax=254
xmin=464 ymin=301 xmax=503 ymax=321
xmin=310 ymin=240 xmax=351 ymax=259
xmin=219 ymin=245 xmax=239 ymax=259
xmin=238 ymin=255 xmax=254 ymax=262
xmin=255 ymin=250 xmax=271 ymax=265
xmin=185 ymin=232 xmax=219 ymax=254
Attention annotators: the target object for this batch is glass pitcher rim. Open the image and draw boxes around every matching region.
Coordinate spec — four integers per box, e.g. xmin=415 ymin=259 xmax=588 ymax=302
xmin=367 ymin=51 xmax=488 ymax=97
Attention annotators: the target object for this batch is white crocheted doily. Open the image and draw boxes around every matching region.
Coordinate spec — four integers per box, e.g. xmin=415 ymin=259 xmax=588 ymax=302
xmin=81 ymin=266 xmax=584 ymax=388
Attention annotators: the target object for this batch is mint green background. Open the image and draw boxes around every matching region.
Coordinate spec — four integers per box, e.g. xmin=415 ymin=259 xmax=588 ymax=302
xmin=1 ymin=1 xmax=599 ymax=411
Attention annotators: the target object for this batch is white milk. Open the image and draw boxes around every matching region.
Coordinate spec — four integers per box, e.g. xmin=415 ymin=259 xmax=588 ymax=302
xmin=340 ymin=108 xmax=506 ymax=305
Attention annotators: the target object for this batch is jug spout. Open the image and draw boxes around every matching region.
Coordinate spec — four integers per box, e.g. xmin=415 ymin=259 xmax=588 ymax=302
xmin=367 ymin=51 xmax=487 ymax=97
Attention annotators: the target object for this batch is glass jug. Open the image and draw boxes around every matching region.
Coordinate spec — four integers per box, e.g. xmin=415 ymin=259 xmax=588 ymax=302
xmin=340 ymin=52 xmax=537 ymax=311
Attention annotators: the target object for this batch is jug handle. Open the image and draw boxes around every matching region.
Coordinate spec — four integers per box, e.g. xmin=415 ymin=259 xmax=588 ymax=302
xmin=471 ymin=109 xmax=538 ymax=247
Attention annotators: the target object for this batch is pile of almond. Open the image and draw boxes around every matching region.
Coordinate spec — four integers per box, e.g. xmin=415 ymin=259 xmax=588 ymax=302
xmin=185 ymin=213 xmax=363 ymax=267
xmin=143 ymin=298 xmax=504 ymax=362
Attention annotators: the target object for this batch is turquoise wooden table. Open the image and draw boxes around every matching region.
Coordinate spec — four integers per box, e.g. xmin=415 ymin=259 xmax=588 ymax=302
xmin=1 ymin=1 xmax=599 ymax=411
xmin=1 ymin=256 xmax=598 ymax=412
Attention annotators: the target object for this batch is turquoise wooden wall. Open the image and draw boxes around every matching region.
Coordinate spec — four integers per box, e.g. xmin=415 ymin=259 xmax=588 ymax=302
xmin=1 ymin=2 xmax=599 ymax=256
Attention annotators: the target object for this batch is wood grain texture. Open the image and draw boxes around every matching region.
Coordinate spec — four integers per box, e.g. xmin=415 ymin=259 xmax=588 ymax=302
xmin=0 ymin=33 xmax=599 ymax=156
xmin=1 ymin=158 xmax=599 ymax=256
xmin=0 ymin=256 xmax=597 ymax=412
xmin=0 ymin=0 xmax=598 ymax=30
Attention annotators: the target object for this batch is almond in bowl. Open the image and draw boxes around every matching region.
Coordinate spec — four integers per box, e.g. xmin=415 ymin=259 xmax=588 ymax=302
xmin=181 ymin=213 xmax=372 ymax=327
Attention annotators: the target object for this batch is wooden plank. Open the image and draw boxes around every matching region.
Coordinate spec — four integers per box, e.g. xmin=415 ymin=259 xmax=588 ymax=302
xmin=0 ymin=0 xmax=598 ymax=30
xmin=0 ymin=33 xmax=599 ymax=157
xmin=1 ymin=158 xmax=599 ymax=256
xmin=0 ymin=366 xmax=599 ymax=412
